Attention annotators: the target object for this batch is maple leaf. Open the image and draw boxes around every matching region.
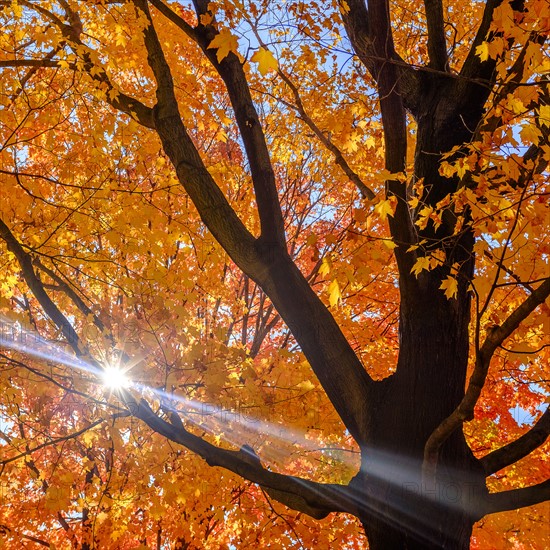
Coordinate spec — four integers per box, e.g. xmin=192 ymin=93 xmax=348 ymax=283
xmin=539 ymin=104 xmax=550 ymax=126
xmin=440 ymin=276 xmax=458 ymax=299
xmin=410 ymin=256 xmax=431 ymax=277
xmin=250 ymin=47 xmax=278 ymax=76
xmin=374 ymin=197 xmax=396 ymax=221
xmin=208 ymin=29 xmax=239 ymax=63
xmin=476 ymin=42 xmax=490 ymax=62
xmin=319 ymin=256 xmax=331 ymax=277
xmin=328 ymin=279 xmax=341 ymax=307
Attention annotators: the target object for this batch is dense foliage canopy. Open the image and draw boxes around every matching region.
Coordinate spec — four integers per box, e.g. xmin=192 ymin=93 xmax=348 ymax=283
xmin=0 ymin=0 xmax=548 ymax=548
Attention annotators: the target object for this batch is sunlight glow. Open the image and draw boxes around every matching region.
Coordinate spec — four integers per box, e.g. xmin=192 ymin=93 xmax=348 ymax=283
xmin=0 ymin=315 xmax=488 ymax=545
xmin=102 ymin=365 xmax=131 ymax=390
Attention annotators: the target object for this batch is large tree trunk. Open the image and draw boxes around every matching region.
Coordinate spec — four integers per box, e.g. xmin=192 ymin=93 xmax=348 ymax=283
xmin=354 ymin=280 xmax=487 ymax=549
xmin=351 ymin=121 xmax=489 ymax=548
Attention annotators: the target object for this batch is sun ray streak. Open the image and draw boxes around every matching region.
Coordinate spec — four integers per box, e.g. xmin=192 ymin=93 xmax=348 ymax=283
xmin=140 ymin=384 xmax=341 ymax=466
xmin=0 ymin=316 xmax=486 ymax=540
xmin=0 ymin=315 xmax=101 ymax=377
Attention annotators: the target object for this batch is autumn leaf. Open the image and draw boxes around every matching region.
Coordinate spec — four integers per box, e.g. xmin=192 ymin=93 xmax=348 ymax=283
xmin=440 ymin=276 xmax=458 ymax=299
xmin=410 ymin=256 xmax=431 ymax=277
xmin=476 ymin=42 xmax=490 ymax=62
xmin=208 ymin=28 xmax=239 ymax=62
xmin=539 ymin=104 xmax=550 ymax=126
xmin=250 ymin=47 xmax=278 ymax=76
xmin=374 ymin=197 xmax=396 ymax=221
xmin=328 ymin=278 xmax=341 ymax=307
xmin=319 ymin=256 xmax=331 ymax=277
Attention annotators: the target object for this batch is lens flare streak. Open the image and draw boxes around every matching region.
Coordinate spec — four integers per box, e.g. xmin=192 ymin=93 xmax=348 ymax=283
xmin=0 ymin=316 xmax=484 ymax=544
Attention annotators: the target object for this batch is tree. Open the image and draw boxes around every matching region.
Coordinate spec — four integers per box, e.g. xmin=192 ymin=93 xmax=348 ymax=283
xmin=0 ymin=0 xmax=548 ymax=547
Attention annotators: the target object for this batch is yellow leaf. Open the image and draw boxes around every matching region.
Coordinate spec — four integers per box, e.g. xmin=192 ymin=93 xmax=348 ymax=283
xmin=319 ymin=256 xmax=331 ymax=277
xmin=415 ymin=205 xmax=433 ymax=230
xmin=250 ymin=47 xmax=278 ymax=76
xmin=539 ymin=105 xmax=550 ymax=127
xmin=520 ymin=123 xmax=541 ymax=144
xmin=208 ymin=29 xmax=239 ymax=63
xmin=375 ymin=197 xmax=396 ymax=221
xmin=328 ymin=279 xmax=341 ymax=307
xmin=440 ymin=276 xmax=458 ymax=299
xmin=476 ymin=42 xmax=490 ymax=62
xmin=456 ymin=159 xmax=467 ymax=179
xmin=81 ymin=429 xmax=97 ymax=447
xmin=114 ymin=24 xmax=127 ymax=46
xmin=383 ymin=239 xmax=397 ymax=250
xmin=89 ymin=64 xmax=102 ymax=77
xmin=96 ymin=511 xmax=108 ymax=524
xmin=410 ymin=256 xmax=430 ymax=277
xmin=11 ymin=0 xmax=22 ymax=18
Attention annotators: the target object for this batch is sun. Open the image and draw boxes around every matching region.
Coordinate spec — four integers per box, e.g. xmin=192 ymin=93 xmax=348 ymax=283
xmin=101 ymin=364 xmax=131 ymax=390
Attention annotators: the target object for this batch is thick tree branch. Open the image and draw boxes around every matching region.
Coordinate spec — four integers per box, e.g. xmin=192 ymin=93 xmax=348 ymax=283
xmin=423 ymin=277 xmax=550 ymax=482
xmin=131 ymin=0 xmax=258 ymax=263
xmin=0 ymin=56 xmax=154 ymax=128
xmin=147 ymin=0 xmax=197 ymax=40
xmin=481 ymin=480 xmax=550 ymax=515
xmin=128 ymin=396 xmax=360 ymax=519
xmin=459 ymin=0 xmax=503 ymax=82
xmin=33 ymin=258 xmax=108 ymax=336
xmin=59 ymin=2 xmax=156 ymax=129
xmin=453 ymin=0 xmax=529 ymax=117
xmin=343 ymin=0 xmax=416 ymax=270
xmin=0 ymin=218 xmax=82 ymax=354
xmin=481 ymin=407 xmax=550 ymax=475
xmin=149 ymin=0 xmax=286 ymax=247
xmin=2 ymin=0 xmax=156 ymax=128
xmin=340 ymin=0 xmax=422 ymax=114
xmin=133 ymin=0 xmax=374 ymax=443
xmin=0 ymin=59 xmax=59 ymax=68
xmin=424 ymin=0 xmax=448 ymax=71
